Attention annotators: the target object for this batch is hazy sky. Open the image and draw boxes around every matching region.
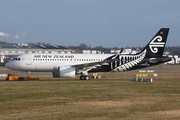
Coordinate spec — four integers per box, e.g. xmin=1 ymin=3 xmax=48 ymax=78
xmin=0 ymin=0 xmax=180 ymax=47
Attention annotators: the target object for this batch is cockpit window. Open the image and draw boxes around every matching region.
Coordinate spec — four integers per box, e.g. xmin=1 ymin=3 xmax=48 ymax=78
xmin=13 ymin=58 xmax=21 ymax=61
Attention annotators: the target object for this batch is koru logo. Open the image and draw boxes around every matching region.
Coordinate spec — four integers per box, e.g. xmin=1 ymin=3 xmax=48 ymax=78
xmin=149 ymin=36 xmax=165 ymax=53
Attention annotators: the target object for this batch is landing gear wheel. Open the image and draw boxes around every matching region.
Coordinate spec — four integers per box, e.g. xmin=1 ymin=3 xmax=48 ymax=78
xmin=80 ymin=76 xmax=84 ymax=80
xmin=85 ymin=76 xmax=90 ymax=80
xmin=80 ymin=75 xmax=90 ymax=80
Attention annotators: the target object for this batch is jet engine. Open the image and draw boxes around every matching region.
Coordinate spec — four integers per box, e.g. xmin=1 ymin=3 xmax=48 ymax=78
xmin=149 ymin=58 xmax=158 ymax=63
xmin=52 ymin=66 xmax=76 ymax=78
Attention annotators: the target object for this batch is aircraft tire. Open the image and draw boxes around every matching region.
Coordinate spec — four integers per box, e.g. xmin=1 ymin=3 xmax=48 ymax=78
xmin=80 ymin=75 xmax=90 ymax=80
xmin=80 ymin=76 xmax=84 ymax=80
xmin=85 ymin=76 xmax=90 ymax=80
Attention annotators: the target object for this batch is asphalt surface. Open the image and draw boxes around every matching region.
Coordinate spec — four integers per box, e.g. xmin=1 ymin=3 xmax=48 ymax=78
xmin=0 ymin=65 xmax=180 ymax=75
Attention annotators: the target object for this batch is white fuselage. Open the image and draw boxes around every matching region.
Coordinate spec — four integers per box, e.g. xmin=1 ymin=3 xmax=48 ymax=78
xmin=5 ymin=53 xmax=113 ymax=72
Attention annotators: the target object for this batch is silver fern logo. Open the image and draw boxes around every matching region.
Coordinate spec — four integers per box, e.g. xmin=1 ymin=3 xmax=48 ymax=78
xmin=112 ymin=49 xmax=146 ymax=72
xmin=149 ymin=36 xmax=165 ymax=53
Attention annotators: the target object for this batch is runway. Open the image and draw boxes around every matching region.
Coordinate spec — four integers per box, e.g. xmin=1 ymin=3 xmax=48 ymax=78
xmin=0 ymin=65 xmax=180 ymax=75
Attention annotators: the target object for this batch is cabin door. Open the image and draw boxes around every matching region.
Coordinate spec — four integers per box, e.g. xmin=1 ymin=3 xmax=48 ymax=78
xmin=26 ymin=54 xmax=32 ymax=65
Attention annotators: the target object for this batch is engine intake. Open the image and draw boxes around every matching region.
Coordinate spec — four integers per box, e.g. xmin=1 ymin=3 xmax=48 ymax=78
xmin=52 ymin=66 xmax=76 ymax=78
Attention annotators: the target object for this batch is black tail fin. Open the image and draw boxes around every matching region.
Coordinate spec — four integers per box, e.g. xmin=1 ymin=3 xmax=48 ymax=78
xmin=141 ymin=28 xmax=169 ymax=57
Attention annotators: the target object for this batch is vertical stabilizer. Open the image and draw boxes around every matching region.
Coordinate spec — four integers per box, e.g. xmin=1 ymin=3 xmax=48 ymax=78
xmin=141 ymin=28 xmax=169 ymax=57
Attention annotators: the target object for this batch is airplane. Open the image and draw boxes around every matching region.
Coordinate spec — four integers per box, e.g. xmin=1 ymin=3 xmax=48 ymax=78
xmin=5 ymin=28 xmax=171 ymax=80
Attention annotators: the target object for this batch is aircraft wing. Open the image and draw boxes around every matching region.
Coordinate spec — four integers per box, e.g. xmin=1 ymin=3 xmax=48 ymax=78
xmin=73 ymin=53 xmax=120 ymax=71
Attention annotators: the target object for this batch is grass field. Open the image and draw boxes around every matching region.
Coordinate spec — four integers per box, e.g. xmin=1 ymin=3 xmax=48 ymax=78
xmin=0 ymin=65 xmax=180 ymax=120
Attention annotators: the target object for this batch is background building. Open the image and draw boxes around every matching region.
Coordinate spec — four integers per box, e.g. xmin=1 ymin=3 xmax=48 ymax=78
xmin=0 ymin=43 xmax=71 ymax=64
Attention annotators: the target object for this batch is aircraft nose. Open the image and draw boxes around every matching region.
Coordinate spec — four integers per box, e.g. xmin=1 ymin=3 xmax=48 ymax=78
xmin=5 ymin=61 xmax=13 ymax=69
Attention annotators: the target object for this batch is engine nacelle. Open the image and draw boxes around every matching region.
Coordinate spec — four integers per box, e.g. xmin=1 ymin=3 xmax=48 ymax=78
xmin=52 ymin=66 xmax=76 ymax=78
xmin=149 ymin=58 xmax=158 ymax=63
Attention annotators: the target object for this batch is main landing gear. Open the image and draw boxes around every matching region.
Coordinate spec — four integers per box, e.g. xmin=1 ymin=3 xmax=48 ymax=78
xmin=80 ymin=75 xmax=90 ymax=80
xmin=79 ymin=71 xmax=90 ymax=80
